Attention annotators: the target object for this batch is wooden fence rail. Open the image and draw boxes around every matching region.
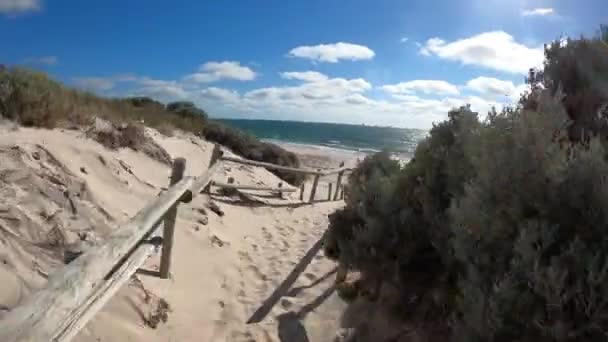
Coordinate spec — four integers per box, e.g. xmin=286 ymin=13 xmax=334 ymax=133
xmin=0 ymin=145 xmax=347 ymax=341
xmin=220 ymin=155 xmax=351 ymax=203
xmin=0 ymin=146 xmax=223 ymax=342
xmin=212 ymin=181 xmax=298 ymax=193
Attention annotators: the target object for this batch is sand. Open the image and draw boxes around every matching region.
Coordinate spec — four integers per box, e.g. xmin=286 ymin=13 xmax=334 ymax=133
xmin=0 ymin=124 xmax=360 ymax=341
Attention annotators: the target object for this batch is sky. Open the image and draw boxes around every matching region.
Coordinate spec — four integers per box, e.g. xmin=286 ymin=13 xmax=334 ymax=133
xmin=1 ymin=0 xmax=606 ymax=129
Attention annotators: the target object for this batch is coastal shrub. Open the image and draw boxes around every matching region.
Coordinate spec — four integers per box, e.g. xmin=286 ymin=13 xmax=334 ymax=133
xmin=329 ymin=30 xmax=608 ymax=340
xmin=202 ymin=120 xmax=305 ymax=185
xmin=0 ymin=67 xmax=64 ymax=127
xmin=451 ymin=90 xmax=608 ymax=342
xmin=87 ymin=118 xmax=172 ymax=165
xmin=326 ymin=105 xmax=479 ymax=319
xmin=522 ymin=26 xmax=608 ymax=142
xmin=166 ymin=100 xmax=208 ymax=121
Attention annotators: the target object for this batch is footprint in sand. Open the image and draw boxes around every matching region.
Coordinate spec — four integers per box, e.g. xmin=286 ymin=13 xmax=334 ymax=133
xmin=246 ymin=265 xmax=269 ymax=282
xmin=280 ymin=298 xmax=293 ymax=309
xmin=238 ymin=251 xmax=252 ymax=262
xmin=303 ymin=272 xmax=317 ymax=281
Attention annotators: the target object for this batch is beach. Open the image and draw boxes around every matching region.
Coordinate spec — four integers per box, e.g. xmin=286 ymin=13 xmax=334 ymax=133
xmin=0 ymin=123 xmax=359 ymax=341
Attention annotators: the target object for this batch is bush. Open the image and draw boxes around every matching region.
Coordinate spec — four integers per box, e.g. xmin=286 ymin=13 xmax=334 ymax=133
xmin=522 ymin=26 xmax=608 ymax=142
xmin=451 ymin=91 xmax=608 ymax=342
xmin=326 ymin=106 xmax=479 ymax=319
xmin=328 ymin=29 xmax=608 ymax=341
xmin=202 ymin=120 xmax=305 ymax=185
xmin=87 ymin=118 xmax=172 ymax=165
xmin=166 ymin=101 xmax=208 ymax=121
xmin=0 ymin=68 xmax=65 ymax=128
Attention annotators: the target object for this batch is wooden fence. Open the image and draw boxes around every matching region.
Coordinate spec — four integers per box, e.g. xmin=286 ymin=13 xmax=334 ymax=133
xmin=0 ymin=147 xmax=349 ymax=341
xmin=217 ymin=156 xmax=350 ymax=203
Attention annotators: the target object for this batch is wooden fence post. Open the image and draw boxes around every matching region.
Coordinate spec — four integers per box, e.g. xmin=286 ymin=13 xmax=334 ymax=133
xmin=278 ymin=182 xmax=283 ymax=199
xmin=159 ymin=157 xmax=186 ymax=279
xmin=203 ymin=144 xmax=223 ymax=194
xmin=309 ymin=170 xmax=321 ymax=203
xmin=327 ymin=183 xmax=333 ymax=201
xmin=299 ymin=183 xmax=305 ymax=201
xmin=339 ymin=186 xmax=345 ymax=200
xmin=333 ymin=161 xmax=345 ymax=201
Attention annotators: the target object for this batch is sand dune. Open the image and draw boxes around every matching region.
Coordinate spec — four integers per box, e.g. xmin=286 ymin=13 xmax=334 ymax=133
xmin=0 ymin=123 xmax=356 ymax=341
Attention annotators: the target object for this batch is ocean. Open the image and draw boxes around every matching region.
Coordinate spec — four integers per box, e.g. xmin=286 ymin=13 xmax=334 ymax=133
xmin=218 ymin=119 xmax=427 ymax=158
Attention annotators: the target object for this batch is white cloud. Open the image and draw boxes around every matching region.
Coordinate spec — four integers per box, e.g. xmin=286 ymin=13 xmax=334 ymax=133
xmin=0 ymin=0 xmax=40 ymax=14
xmin=74 ymin=77 xmax=116 ymax=91
xmin=288 ymin=42 xmax=375 ymax=63
xmin=280 ymin=71 xmax=329 ymax=83
xmin=24 ymin=55 xmax=58 ymax=66
xmin=466 ymin=76 xmax=529 ymax=101
xmin=184 ymin=61 xmax=256 ymax=83
xmin=400 ymin=37 xmax=409 ymax=43
xmin=135 ymin=77 xmax=188 ymax=99
xmin=521 ymin=8 xmax=555 ymax=16
xmin=382 ymin=80 xmax=460 ymax=96
xmin=420 ymin=31 xmax=544 ymax=74
xmin=73 ymin=74 xmax=136 ymax=91
xmin=199 ymin=87 xmax=240 ymax=103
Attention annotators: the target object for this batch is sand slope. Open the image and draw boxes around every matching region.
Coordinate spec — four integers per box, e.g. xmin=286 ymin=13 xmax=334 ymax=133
xmin=0 ymin=124 xmax=351 ymax=341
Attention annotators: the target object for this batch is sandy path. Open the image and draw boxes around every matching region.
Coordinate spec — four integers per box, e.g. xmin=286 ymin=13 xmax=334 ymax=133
xmin=0 ymin=125 xmax=352 ymax=341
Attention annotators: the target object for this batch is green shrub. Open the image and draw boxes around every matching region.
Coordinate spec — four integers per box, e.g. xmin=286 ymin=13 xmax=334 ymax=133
xmin=522 ymin=27 xmax=608 ymax=142
xmin=326 ymin=106 xmax=479 ymax=320
xmin=328 ymin=29 xmax=608 ymax=341
xmin=0 ymin=67 xmax=65 ymax=127
xmin=166 ymin=100 xmax=208 ymax=121
xmin=201 ymin=120 xmax=305 ymax=185
xmin=451 ymin=91 xmax=608 ymax=342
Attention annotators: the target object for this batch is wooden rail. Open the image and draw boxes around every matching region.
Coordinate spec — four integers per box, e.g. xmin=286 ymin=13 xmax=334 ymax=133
xmin=220 ymin=155 xmax=350 ymax=176
xmin=0 ymin=145 xmax=223 ymax=342
xmin=0 ymin=144 xmax=348 ymax=341
xmin=212 ymin=181 xmax=298 ymax=193
xmin=220 ymin=155 xmax=351 ymax=203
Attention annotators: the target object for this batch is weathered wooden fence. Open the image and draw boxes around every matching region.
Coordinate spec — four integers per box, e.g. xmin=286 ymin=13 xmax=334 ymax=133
xmin=0 ymin=146 xmax=224 ymax=342
xmin=0 ymin=147 xmax=348 ymax=341
xmin=217 ymin=155 xmax=350 ymax=203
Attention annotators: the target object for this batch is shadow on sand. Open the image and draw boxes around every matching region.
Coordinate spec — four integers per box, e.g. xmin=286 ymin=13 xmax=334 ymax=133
xmin=246 ymin=235 xmax=328 ymax=324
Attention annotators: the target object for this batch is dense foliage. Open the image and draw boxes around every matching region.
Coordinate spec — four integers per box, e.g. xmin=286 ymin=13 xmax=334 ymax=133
xmin=0 ymin=67 xmax=303 ymax=185
xmin=326 ymin=29 xmax=608 ymax=340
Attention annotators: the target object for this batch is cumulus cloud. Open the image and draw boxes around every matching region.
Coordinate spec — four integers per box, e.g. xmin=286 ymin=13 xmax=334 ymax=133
xmin=75 ymin=67 xmax=524 ymax=128
xmin=199 ymin=87 xmax=240 ymax=103
xmin=382 ymin=80 xmax=460 ymax=96
xmin=521 ymin=8 xmax=555 ymax=16
xmin=288 ymin=42 xmax=375 ymax=63
xmin=24 ymin=55 xmax=58 ymax=66
xmin=135 ymin=78 xmax=188 ymax=99
xmin=280 ymin=71 xmax=329 ymax=82
xmin=73 ymin=74 xmax=136 ymax=91
xmin=419 ymin=31 xmax=544 ymax=74
xmin=0 ymin=0 xmax=40 ymax=14
xmin=466 ymin=76 xmax=529 ymax=101
xmin=74 ymin=77 xmax=117 ymax=91
xmin=400 ymin=37 xmax=409 ymax=43
xmin=184 ymin=61 xmax=256 ymax=83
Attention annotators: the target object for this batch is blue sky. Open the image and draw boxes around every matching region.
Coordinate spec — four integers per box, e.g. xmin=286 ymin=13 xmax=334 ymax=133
xmin=1 ymin=0 xmax=606 ymax=128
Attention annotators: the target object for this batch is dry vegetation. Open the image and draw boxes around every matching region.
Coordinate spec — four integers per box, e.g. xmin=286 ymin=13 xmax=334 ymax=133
xmin=0 ymin=68 xmax=304 ymax=184
xmin=326 ymin=26 xmax=608 ymax=341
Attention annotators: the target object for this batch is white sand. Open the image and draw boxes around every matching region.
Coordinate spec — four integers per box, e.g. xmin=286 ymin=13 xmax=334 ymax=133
xmin=0 ymin=124 xmax=358 ymax=341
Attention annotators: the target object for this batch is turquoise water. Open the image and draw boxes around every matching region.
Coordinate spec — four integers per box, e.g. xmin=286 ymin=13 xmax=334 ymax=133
xmin=218 ymin=119 xmax=427 ymax=157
